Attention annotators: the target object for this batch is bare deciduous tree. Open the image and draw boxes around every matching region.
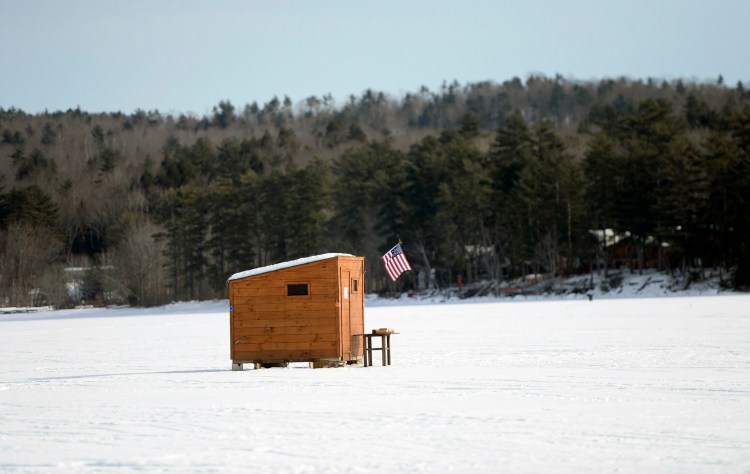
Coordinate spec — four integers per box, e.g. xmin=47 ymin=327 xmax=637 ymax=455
xmin=0 ymin=223 xmax=62 ymax=307
xmin=112 ymin=220 xmax=166 ymax=306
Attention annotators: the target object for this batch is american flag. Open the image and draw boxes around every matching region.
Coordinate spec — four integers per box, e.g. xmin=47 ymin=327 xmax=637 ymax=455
xmin=382 ymin=243 xmax=412 ymax=282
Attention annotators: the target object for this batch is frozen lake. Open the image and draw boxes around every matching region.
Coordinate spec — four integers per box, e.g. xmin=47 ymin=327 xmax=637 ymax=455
xmin=2 ymin=295 xmax=749 ymax=472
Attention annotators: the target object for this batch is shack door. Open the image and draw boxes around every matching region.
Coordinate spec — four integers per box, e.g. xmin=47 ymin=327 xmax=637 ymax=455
xmin=340 ymin=268 xmax=351 ymax=360
xmin=349 ymin=266 xmax=364 ymax=358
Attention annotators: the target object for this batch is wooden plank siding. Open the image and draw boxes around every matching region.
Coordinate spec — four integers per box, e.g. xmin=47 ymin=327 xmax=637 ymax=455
xmin=233 ymin=314 xmax=336 ymax=327
xmin=233 ymin=333 xmax=338 ymax=344
xmin=229 ymin=255 xmax=365 ymax=364
xmin=232 ymin=350 xmax=336 ymax=361
xmin=234 ymin=319 xmax=338 ymax=340
xmin=233 ymin=286 xmax=339 ymax=297
xmin=234 ymin=341 xmax=338 ymax=351
xmin=231 ymin=301 xmax=336 ymax=313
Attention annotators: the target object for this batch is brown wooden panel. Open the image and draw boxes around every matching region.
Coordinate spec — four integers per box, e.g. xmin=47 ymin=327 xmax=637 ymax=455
xmin=233 ymin=341 xmax=337 ymax=352
xmin=232 ymin=310 xmax=335 ymax=324
xmin=242 ymin=302 xmax=285 ymax=312
xmin=232 ymin=278 xmax=287 ymax=287
xmin=229 ymin=306 xmax=236 ymax=360
xmin=232 ymin=349 xmax=337 ymax=361
xmin=232 ymin=276 xmax=284 ymax=286
xmin=233 ymin=324 xmax=338 ymax=337
xmin=239 ymin=272 xmax=337 ymax=284
xmin=282 ymin=273 xmax=337 ymax=281
xmin=232 ymin=333 xmax=338 ymax=345
xmin=281 ymin=309 xmax=337 ymax=319
xmin=231 ymin=277 xmax=336 ymax=293
xmin=231 ymin=299 xmax=335 ymax=311
xmin=309 ymin=286 xmax=339 ymax=297
xmin=233 ymin=280 xmax=286 ymax=288
xmin=284 ymin=301 xmax=336 ymax=311
xmin=233 ymin=286 xmax=339 ymax=297
xmin=233 ymin=279 xmax=337 ymax=291
xmin=232 ymin=295 xmax=286 ymax=305
xmin=235 ymin=317 xmax=336 ymax=329
xmin=232 ymin=296 xmax=335 ymax=309
xmin=233 ymin=288 xmax=285 ymax=298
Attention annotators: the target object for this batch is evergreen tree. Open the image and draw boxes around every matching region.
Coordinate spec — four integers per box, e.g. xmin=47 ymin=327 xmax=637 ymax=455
xmin=403 ymin=134 xmax=452 ymax=278
xmin=486 ymin=113 xmax=534 ymax=276
xmin=212 ymin=100 xmax=235 ymax=128
xmin=704 ymin=107 xmax=750 ymax=285
xmin=330 ymin=144 xmax=384 ymax=251
xmin=286 ymin=158 xmax=330 ymax=258
xmin=205 ymin=177 xmax=255 ymax=292
xmin=656 ymin=136 xmax=709 ymax=270
xmin=0 ymin=185 xmax=59 ymax=229
xmin=608 ymin=99 xmax=682 ymax=271
xmin=517 ymin=124 xmax=581 ymax=274
xmin=583 ymin=133 xmax=621 ymax=274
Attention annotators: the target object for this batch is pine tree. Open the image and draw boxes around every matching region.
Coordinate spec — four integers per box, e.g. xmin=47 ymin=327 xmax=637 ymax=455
xmin=517 ymin=124 xmax=580 ymax=275
xmin=656 ymin=136 xmax=709 ymax=271
xmin=583 ymin=133 xmax=621 ymax=274
xmin=486 ymin=113 xmax=534 ymax=276
xmin=285 ymin=159 xmax=330 ymax=259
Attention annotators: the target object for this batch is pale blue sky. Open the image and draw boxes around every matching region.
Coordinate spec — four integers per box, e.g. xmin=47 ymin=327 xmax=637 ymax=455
xmin=1 ymin=0 xmax=748 ymax=115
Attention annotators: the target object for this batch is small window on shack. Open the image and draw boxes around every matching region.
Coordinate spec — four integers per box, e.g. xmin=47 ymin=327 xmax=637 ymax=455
xmin=287 ymin=283 xmax=309 ymax=296
xmin=351 ymin=279 xmax=359 ymax=293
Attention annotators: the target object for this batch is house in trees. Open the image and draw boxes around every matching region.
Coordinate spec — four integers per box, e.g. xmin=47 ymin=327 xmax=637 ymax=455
xmin=227 ymin=253 xmax=365 ymax=370
xmin=607 ymin=235 xmax=669 ymax=271
xmin=591 ymin=230 xmax=669 ymax=271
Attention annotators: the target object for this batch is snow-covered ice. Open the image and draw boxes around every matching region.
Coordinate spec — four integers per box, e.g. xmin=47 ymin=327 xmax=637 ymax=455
xmin=1 ymin=295 xmax=749 ymax=472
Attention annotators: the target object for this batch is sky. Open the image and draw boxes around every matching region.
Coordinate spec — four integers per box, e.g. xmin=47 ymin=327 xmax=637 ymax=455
xmin=1 ymin=0 xmax=749 ymax=115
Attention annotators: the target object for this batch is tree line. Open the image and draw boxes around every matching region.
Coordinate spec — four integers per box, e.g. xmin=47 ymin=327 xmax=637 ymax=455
xmin=1 ymin=75 xmax=749 ymax=307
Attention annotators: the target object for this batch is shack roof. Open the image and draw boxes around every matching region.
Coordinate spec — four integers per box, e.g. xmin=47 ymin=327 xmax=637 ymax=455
xmin=227 ymin=253 xmax=354 ymax=281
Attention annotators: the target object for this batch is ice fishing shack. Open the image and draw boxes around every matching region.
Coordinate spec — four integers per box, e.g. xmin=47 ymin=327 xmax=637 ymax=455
xmin=227 ymin=253 xmax=365 ymax=370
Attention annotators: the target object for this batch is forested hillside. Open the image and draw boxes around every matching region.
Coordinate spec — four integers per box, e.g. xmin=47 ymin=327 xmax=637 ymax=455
xmin=1 ymin=75 xmax=749 ymax=307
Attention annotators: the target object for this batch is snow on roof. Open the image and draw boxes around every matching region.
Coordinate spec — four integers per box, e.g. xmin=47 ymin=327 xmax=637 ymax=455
xmin=589 ymin=229 xmax=631 ymax=247
xmin=227 ymin=253 xmax=354 ymax=281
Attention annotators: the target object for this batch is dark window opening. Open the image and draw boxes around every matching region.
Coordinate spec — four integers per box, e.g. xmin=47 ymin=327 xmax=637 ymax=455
xmin=352 ymin=279 xmax=358 ymax=293
xmin=287 ymin=283 xmax=309 ymax=296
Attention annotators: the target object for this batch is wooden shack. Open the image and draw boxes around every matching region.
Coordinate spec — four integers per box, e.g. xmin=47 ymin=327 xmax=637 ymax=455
xmin=227 ymin=253 xmax=365 ymax=370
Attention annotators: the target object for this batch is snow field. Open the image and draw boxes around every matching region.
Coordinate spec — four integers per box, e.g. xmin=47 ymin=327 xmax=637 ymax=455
xmin=1 ymin=296 xmax=749 ymax=473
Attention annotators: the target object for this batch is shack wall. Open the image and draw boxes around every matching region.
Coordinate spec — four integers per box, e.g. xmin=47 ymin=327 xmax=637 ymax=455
xmin=230 ymin=258 xmax=340 ymax=362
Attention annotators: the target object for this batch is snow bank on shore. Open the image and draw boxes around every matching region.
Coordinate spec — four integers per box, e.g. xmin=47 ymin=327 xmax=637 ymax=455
xmin=367 ymin=269 xmax=729 ymax=306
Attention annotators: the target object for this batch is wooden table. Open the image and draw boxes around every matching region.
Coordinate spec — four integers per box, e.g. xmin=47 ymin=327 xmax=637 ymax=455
xmin=360 ymin=331 xmax=396 ymax=367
